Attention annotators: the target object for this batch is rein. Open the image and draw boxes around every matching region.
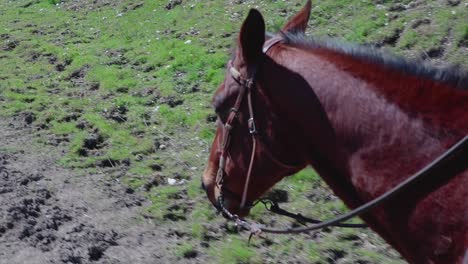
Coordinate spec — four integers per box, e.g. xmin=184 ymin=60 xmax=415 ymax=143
xmin=214 ymin=34 xmax=468 ymax=236
xmin=221 ymin=135 xmax=467 ymax=235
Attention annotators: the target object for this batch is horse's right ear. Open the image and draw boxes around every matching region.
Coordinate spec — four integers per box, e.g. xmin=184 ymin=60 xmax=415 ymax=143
xmin=282 ymin=0 xmax=311 ymax=34
xmin=239 ymin=9 xmax=265 ymax=65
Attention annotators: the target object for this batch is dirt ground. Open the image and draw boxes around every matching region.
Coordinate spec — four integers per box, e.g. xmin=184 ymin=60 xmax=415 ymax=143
xmin=0 ymin=116 xmax=200 ymax=264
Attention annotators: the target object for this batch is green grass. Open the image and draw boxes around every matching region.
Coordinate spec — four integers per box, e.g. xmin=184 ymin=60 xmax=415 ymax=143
xmin=146 ymin=185 xmax=185 ymax=220
xmin=398 ymin=29 xmax=418 ymax=49
xmin=209 ymin=236 xmax=259 ymax=264
xmin=174 ymin=242 xmax=197 ymax=259
xmin=50 ymin=121 xmax=79 ymax=135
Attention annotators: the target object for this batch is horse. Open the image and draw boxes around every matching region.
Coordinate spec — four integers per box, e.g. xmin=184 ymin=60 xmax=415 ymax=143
xmin=202 ymin=1 xmax=468 ymax=263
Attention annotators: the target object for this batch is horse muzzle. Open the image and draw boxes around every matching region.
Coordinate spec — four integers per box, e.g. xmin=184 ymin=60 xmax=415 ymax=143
xmin=215 ymin=190 xmax=252 ymax=218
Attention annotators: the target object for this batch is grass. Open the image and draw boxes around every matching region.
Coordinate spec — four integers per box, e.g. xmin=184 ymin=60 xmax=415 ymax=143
xmin=146 ymin=184 xmax=185 ymax=220
xmin=209 ymin=236 xmax=259 ymax=264
xmin=174 ymin=242 xmax=197 ymax=259
xmin=0 ymin=0 xmax=465 ymax=262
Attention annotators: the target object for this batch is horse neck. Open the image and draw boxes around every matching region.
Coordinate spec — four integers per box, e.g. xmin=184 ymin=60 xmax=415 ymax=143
xmin=262 ymin=46 xmax=463 ymax=198
xmin=259 ymin=56 xmax=367 ymax=210
xmin=262 ymin=46 xmax=468 ymax=264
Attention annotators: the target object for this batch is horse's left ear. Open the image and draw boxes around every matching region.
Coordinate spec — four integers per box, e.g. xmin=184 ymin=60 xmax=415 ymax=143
xmin=282 ymin=0 xmax=311 ymax=33
xmin=239 ymin=9 xmax=265 ymax=64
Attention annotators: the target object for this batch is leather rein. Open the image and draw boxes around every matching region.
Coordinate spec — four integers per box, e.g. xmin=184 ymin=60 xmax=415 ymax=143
xmin=214 ymin=35 xmax=468 ymax=236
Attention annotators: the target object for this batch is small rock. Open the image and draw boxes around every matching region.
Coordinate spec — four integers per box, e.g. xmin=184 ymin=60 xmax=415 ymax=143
xmin=167 ymin=178 xmax=177 ymax=185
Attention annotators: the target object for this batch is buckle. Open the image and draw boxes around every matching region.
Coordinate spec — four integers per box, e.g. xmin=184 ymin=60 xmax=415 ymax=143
xmin=246 ymin=78 xmax=254 ymax=89
xmin=248 ymin=118 xmax=257 ymax=134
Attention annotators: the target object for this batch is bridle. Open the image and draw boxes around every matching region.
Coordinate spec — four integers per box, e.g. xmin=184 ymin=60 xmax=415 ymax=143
xmin=214 ymin=35 xmax=367 ymax=232
xmin=215 ymin=36 xmax=289 ymax=211
xmin=214 ymin=58 xmax=258 ymax=210
xmin=213 ymin=34 xmax=468 ymax=236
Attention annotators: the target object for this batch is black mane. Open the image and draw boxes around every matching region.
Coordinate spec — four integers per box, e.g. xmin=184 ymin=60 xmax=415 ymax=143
xmin=281 ymin=32 xmax=468 ymax=90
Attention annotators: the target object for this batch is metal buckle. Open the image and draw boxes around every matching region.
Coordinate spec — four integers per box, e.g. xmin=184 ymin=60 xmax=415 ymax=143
xmin=248 ymin=118 xmax=257 ymax=134
xmin=246 ymin=78 xmax=254 ymax=89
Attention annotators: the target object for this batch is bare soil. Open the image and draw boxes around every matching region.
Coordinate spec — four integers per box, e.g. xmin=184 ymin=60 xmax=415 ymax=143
xmin=0 ymin=116 xmax=198 ymax=264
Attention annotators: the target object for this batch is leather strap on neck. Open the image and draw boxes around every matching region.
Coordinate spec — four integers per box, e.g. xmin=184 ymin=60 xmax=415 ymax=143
xmin=263 ymin=35 xmax=283 ymax=54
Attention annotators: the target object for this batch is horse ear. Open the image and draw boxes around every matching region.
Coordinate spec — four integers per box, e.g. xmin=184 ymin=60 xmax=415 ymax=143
xmin=239 ymin=9 xmax=265 ymax=64
xmin=282 ymin=0 xmax=311 ymax=33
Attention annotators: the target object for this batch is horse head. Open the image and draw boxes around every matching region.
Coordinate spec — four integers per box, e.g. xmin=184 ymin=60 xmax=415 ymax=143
xmin=202 ymin=1 xmax=314 ymax=217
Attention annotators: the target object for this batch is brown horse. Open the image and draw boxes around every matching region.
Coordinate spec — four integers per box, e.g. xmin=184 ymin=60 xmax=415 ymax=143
xmin=202 ymin=1 xmax=468 ymax=263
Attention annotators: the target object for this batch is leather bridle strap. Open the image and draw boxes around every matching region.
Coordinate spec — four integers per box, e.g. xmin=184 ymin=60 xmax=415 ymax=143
xmin=263 ymin=35 xmax=283 ymax=54
xmin=215 ymin=70 xmax=246 ymax=188
xmin=257 ymin=198 xmax=367 ymax=228
xmin=239 ymin=35 xmax=283 ymax=208
xmin=216 ymin=64 xmax=258 ymax=210
xmin=217 ymin=35 xmax=297 ymax=211
xmin=240 ymin=78 xmax=258 ymax=208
